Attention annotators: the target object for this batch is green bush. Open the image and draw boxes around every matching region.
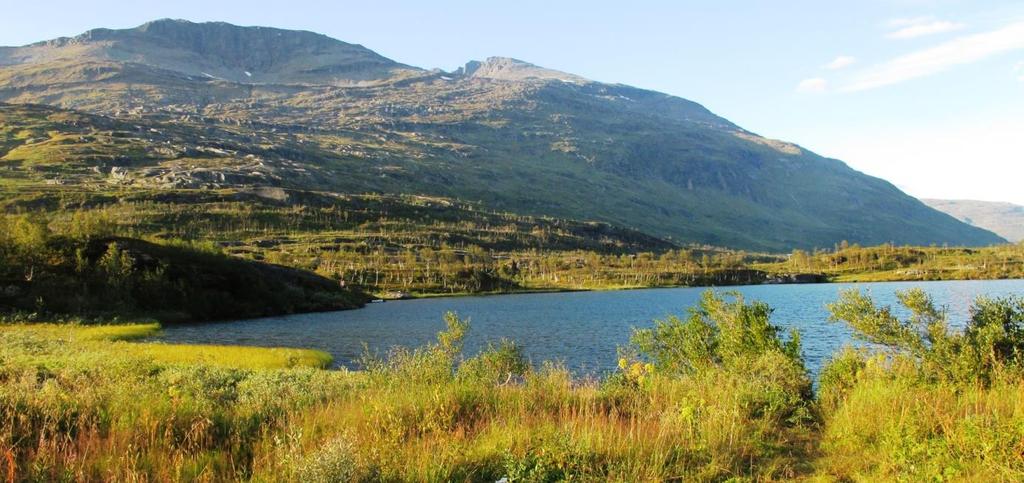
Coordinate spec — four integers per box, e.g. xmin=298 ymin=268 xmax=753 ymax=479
xmin=827 ymin=288 xmax=1024 ymax=385
xmin=291 ymin=436 xmax=357 ymax=483
xmin=458 ymin=338 xmax=529 ymax=386
xmin=361 ymin=311 xmax=471 ymax=384
xmin=605 ymin=290 xmax=816 ymax=477
xmin=627 ymin=290 xmax=805 ymax=377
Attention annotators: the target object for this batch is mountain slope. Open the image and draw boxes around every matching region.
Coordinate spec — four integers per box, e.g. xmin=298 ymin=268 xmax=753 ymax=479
xmin=0 ymin=19 xmax=422 ymax=85
xmin=0 ymin=20 xmax=1005 ymax=250
xmin=923 ymin=199 xmax=1024 ymax=242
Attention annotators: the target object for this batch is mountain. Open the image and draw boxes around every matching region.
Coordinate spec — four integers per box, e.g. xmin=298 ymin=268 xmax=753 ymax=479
xmin=0 ymin=19 xmax=421 ymax=86
xmin=923 ymin=199 xmax=1024 ymax=243
xmin=0 ymin=19 xmax=1005 ymax=251
xmin=456 ymin=57 xmax=588 ymax=83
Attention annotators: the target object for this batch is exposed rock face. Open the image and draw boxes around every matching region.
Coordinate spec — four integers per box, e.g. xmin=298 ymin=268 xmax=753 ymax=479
xmin=454 ymin=57 xmax=588 ymax=83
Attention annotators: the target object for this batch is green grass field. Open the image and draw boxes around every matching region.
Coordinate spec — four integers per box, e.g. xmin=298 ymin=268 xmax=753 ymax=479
xmin=0 ymin=322 xmax=333 ymax=369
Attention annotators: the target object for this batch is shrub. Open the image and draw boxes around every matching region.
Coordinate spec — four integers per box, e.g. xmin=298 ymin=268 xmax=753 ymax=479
xmin=827 ymin=288 xmax=1024 ymax=385
xmin=292 ymin=436 xmax=357 ymax=483
xmin=458 ymin=338 xmax=529 ymax=386
xmin=606 ymin=290 xmax=815 ymax=477
xmin=362 ymin=311 xmax=472 ymax=384
xmin=627 ymin=290 xmax=805 ymax=378
xmin=0 ymin=222 xmax=366 ymax=322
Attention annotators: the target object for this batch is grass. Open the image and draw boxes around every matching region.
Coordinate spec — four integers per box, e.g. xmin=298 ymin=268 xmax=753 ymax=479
xmin=0 ymin=322 xmax=163 ymax=341
xmin=0 ymin=322 xmax=333 ymax=369
xmin=254 ymin=363 xmax=816 ymax=481
xmin=815 ymin=362 xmax=1024 ymax=481
xmin=124 ymin=343 xmax=334 ymax=369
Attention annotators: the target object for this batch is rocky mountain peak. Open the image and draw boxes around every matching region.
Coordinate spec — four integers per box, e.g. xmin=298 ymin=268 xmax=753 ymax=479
xmin=454 ymin=56 xmax=587 ymax=83
xmin=6 ymin=19 xmax=420 ymax=85
xmin=125 ymin=19 xmax=348 ymax=60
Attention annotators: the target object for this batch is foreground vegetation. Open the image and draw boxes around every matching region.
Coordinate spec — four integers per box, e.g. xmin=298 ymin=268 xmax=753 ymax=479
xmin=2 ymin=289 xmax=1023 ymax=481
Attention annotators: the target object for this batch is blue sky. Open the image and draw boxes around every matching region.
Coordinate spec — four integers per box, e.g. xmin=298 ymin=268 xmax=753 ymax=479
xmin=3 ymin=0 xmax=1022 ymax=203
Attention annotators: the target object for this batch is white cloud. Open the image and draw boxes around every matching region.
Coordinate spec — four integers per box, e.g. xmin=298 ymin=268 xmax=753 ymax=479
xmin=887 ymin=19 xmax=965 ymax=39
xmin=796 ymin=77 xmax=828 ymax=93
xmin=844 ymin=21 xmax=1024 ymax=91
xmin=825 ymin=56 xmax=857 ymax=70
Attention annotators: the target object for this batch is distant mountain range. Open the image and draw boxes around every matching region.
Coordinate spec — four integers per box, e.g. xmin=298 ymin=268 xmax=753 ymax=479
xmin=923 ymin=199 xmax=1024 ymax=243
xmin=0 ymin=19 xmax=1005 ymax=250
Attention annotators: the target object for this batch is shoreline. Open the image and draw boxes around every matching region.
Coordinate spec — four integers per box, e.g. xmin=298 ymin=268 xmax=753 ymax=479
xmin=27 ymin=275 xmax=1023 ymax=328
xmin=379 ymin=274 xmax=1024 ymax=303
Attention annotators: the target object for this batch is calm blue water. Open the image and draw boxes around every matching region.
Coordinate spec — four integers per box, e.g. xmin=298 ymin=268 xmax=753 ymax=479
xmin=156 ymin=280 xmax=1024 ymax=376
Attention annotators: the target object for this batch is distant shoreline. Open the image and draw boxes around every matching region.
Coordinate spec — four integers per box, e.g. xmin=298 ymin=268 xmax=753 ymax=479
xmin=368 ymin=273 xmax=1024 ymax=303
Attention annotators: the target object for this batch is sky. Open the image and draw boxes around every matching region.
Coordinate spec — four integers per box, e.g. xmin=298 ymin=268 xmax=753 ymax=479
xmin=2 ymin=0 xmax=1022 ymax=204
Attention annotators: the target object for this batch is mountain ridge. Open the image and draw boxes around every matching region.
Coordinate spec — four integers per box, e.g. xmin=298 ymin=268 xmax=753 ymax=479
xmin=0 ymin=18 xmax=423 ymax=85
xmin=454 ymin=56 xmax=589 ymax=83
xmin=0 ymin=20 xmax=1005 ymax=250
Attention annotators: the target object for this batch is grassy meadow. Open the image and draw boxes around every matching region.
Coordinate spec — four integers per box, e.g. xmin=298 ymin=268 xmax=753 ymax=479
xmin=2 ymin=290 xmax=1024 ymax=481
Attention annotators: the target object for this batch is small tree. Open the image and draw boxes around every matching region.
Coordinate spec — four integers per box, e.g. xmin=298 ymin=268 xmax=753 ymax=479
xmin=6 ymin=216 xmax=50 ymax=281
xmin=622 ymin=290 xmax=813 ymax=425
xmin=629 ymin=290 xmax=804 ymax=375
xmin=94 ymin=242 xmax=138 ymax=311
xmin=98 ymin=243 xmax=135 ymax=289
xmin=828 ymin=289 xmax=1024 ymax=385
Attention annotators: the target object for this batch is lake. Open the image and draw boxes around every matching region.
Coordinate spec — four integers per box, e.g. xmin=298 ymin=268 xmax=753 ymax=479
xmin=156 ymin=279 xmax=1024 ymax=376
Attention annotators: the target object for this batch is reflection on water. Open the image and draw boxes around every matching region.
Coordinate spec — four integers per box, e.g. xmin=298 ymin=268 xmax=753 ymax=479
xmin=156 ymin=279 xmax=1024 ymax=376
